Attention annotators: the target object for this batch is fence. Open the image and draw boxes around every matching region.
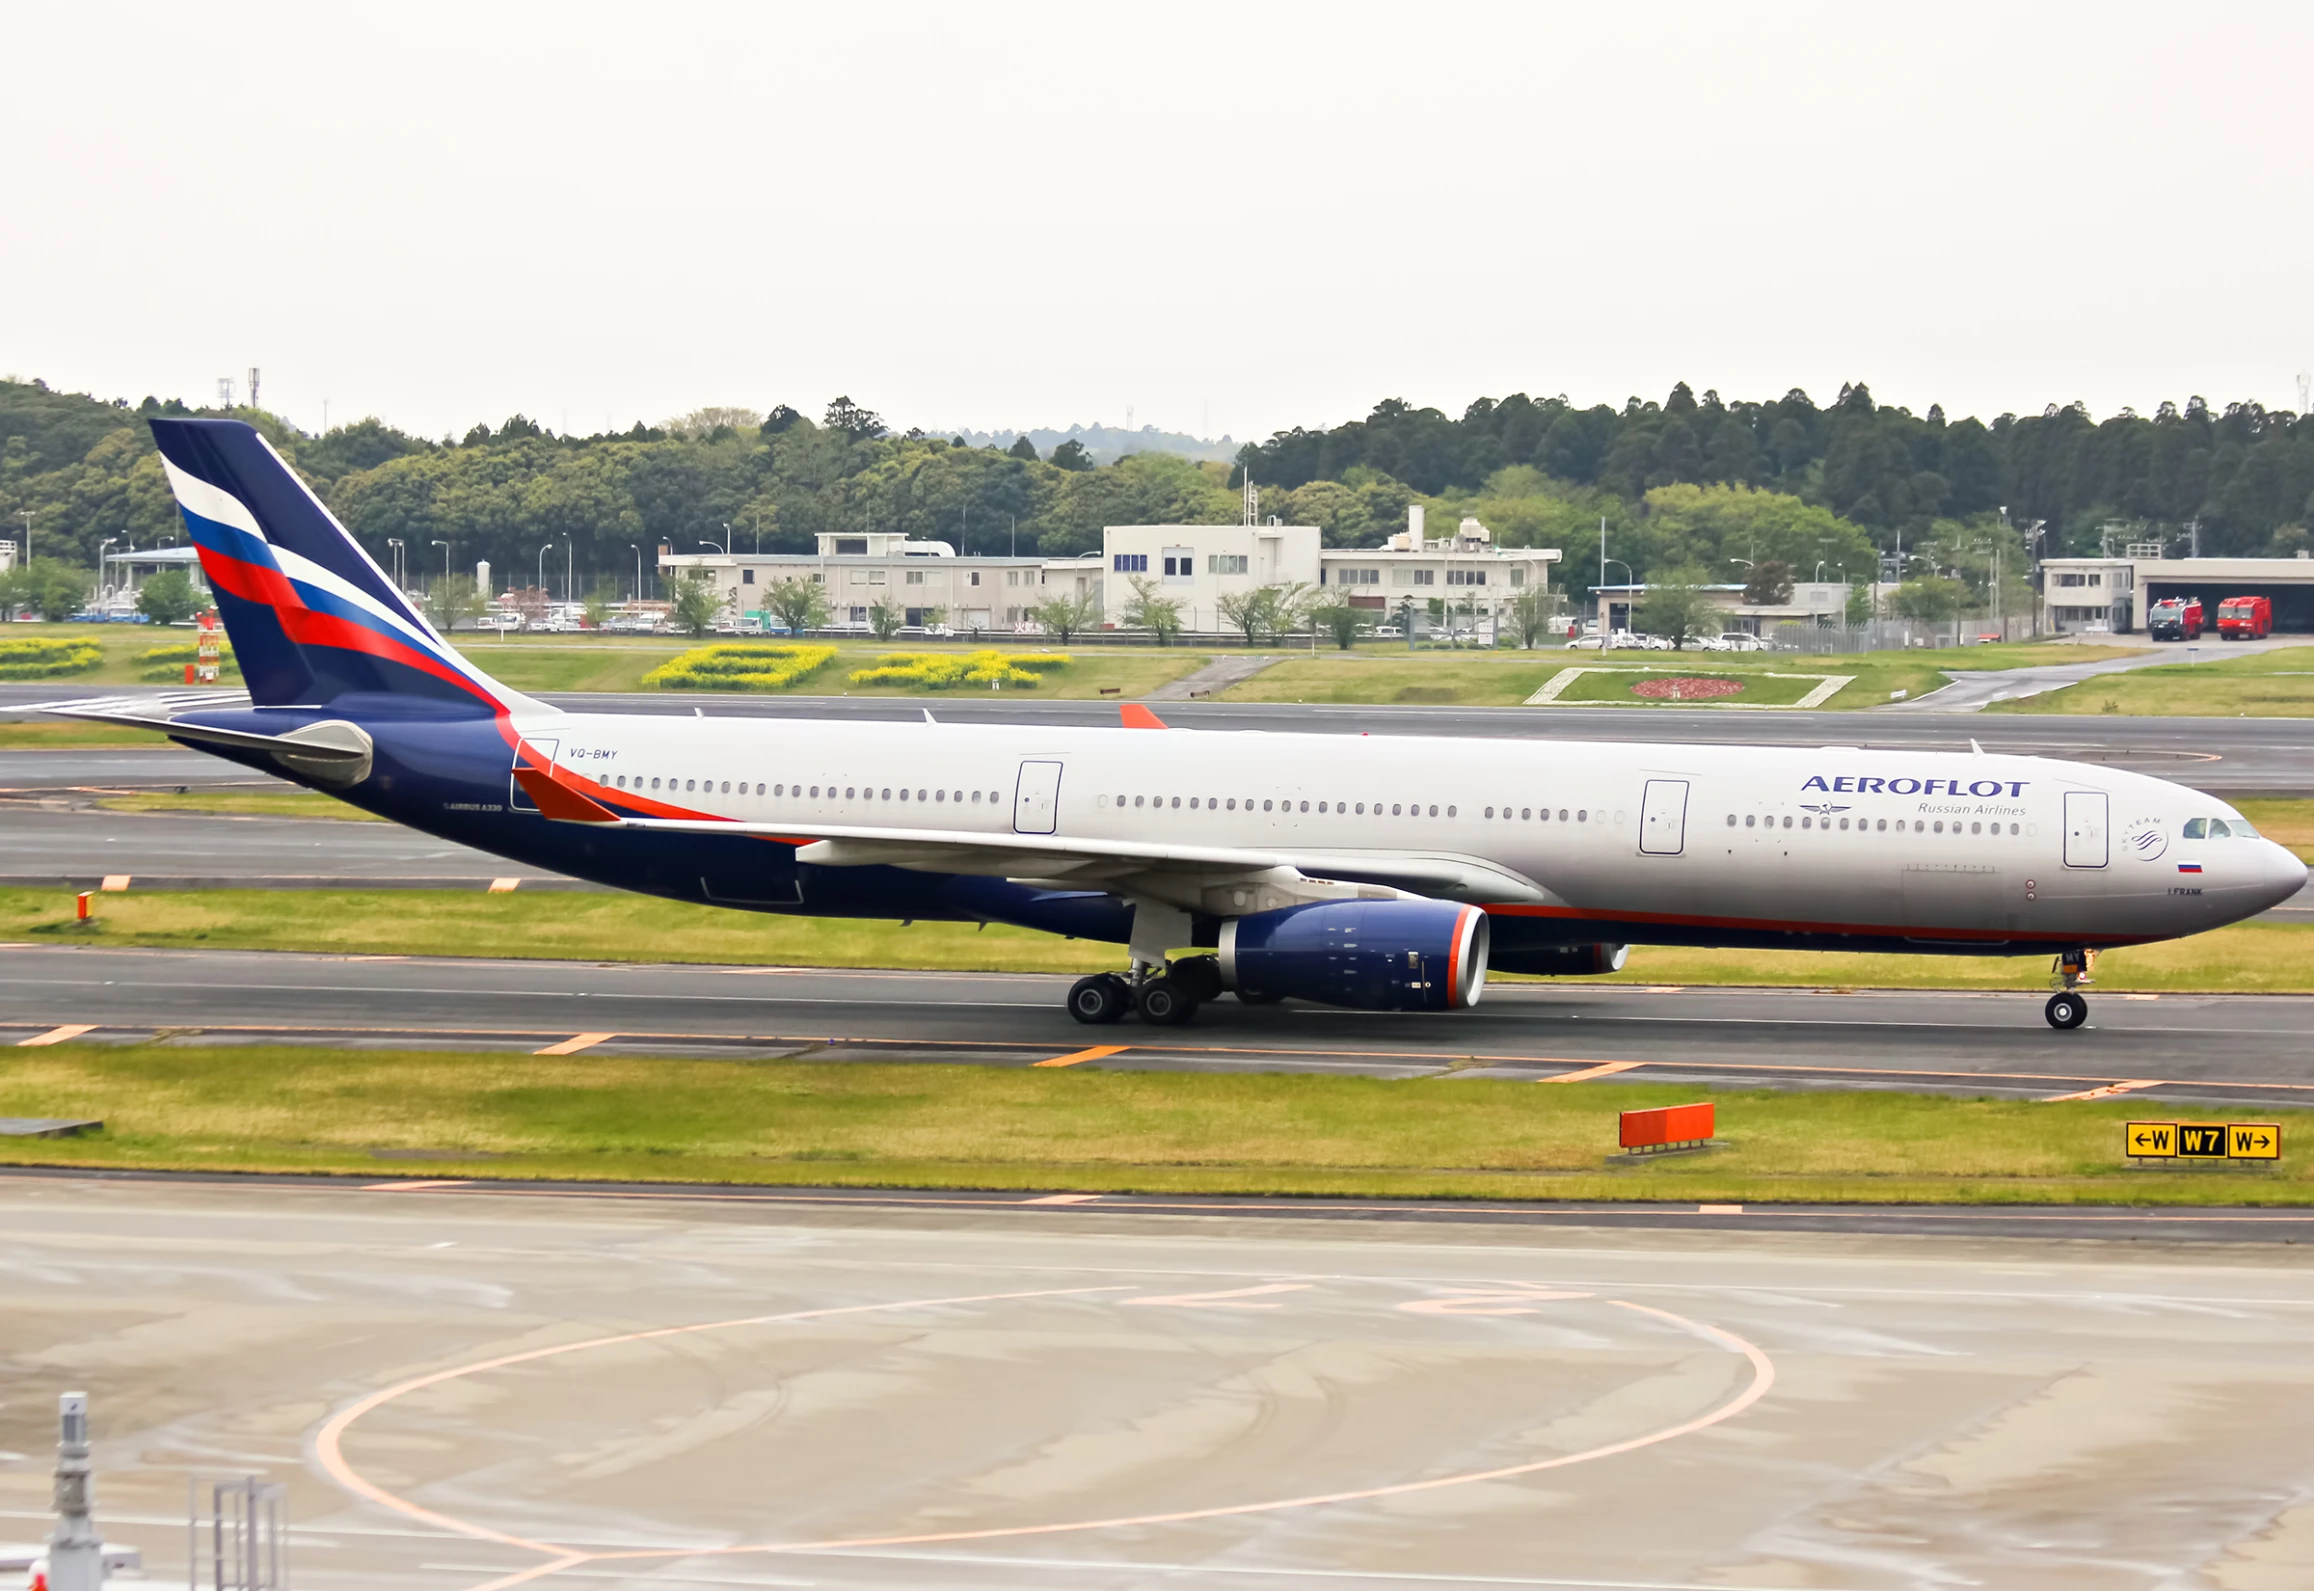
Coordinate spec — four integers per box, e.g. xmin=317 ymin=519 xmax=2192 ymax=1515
xmin=188 ymin=1476 xmax=287 ymax=1591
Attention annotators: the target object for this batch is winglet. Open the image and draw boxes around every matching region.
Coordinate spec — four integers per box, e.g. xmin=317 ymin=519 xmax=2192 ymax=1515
xmin=1120 ymin=703 xmax=1167 ymax=730
xmin=513 ymin=765 xmax=620 ymax=824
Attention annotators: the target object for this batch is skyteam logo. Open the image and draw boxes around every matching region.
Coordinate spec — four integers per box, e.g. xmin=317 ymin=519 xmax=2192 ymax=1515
xmin=2123 ymin=817 xmax=2169 ymax=861
xmin=1803 ymin=774 xmax=2029 ymax=798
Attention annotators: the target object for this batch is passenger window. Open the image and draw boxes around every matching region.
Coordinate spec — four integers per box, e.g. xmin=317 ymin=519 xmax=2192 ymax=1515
xmin=970 ymin=791 xmax=981 ymax=802
xmin=1391 ymin=803 xmax=1401 ymax=816
xmin=1745 ymin=814 xmax=1755 ymax=828
xmin=1263 ymin=800 xmax=1273 ymax=811
xmin=1558 ymin=809 xmax=1569 ymax=822
xmin=1354 ymin=803 xmax=1363 ymax=814
xmin=1875 ymin=818 xmax=1884 ymax=831
xmin=2182 ymin=818 xmax=2206 ymax=839
xmin=1801 ymin=817 xmax=1811 ymax=829
xmin=1488 ymin=807 xmax=1496 ymax=819
xmin=1227 ymin=799 xmax=1237 ymax=810
xmin=1429 ymin=805 xmax=1439 ymax=817
xmin=1446 ymin=805 xmax=1456 ymax=817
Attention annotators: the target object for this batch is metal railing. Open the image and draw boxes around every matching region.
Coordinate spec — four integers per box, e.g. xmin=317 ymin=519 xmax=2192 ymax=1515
xmin=188 ymin=1476 xmax=287 ymax=1591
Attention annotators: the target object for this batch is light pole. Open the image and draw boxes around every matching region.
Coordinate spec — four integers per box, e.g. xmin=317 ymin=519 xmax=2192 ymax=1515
xmin=565 ymin=540 xmax=574 ymax=607
xmin=19 ymin=509 xmax=32 ymax=563
xmin=386 ymin=538 xmax=405 ymax=591
xmin=98 ymin=539 xmax=115 ymax=604
xmin=431 ymin=540 xmax=450 ymax=582
xmin=629 ymin=544 xmax=642 ymax=603
xmin=538 ymin=542 xmax=553 ymax=599
xmin=700 ymin=537 xmax=726 ymax=555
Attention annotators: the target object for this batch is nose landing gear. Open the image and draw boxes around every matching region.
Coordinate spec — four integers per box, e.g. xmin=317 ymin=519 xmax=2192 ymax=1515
xmin=2044 ymin=948 xmax=2095 ymax=1030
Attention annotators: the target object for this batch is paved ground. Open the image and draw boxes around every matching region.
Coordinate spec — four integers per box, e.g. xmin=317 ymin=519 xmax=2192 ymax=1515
xmin=1880 ymin=631 xmax=2304 ymax=711
xmin=3 ymin=1175 xmax=2313 ymax=1590
xmin=7 ymin=945 xmax=2312 ymax=1108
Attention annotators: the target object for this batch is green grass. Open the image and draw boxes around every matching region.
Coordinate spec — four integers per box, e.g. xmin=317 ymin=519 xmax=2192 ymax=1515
xmin=6 ymin=885 xmax=2308 ymax=993
xmin=1989 ymin=644 xmax=2314 ymax=718
xmin=1549 ymin=667 xmax=1830 ymax=707
xmin=0 ymin=720 xmax=162 ymax=749
xmin=1220 ymin=641 xmax=2153 ymax=710
xmin=461 ymin=637 xmax=1212 ymax=699
xmin=2 ymin=1043 xmax=2307 ymax=1204
xmin=94 ymin=789 xmax=387 ymax=822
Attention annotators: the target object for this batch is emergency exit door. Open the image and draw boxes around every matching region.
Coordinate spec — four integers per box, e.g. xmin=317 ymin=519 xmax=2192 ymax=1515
xmin=2063 ymin=790 xmax=2108 ymax=868
xmin=1013 ymin=760 xmax=1062 ymax=834
xmin=1639 ymin=778 xmax=1689 ymax=855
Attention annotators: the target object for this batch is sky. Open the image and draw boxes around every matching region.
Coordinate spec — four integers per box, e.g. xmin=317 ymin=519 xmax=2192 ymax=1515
xmin=5 ymin=2 xmax=2309 ymax=446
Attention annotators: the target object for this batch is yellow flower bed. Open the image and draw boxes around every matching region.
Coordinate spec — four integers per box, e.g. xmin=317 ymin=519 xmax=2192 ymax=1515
xmin=0 ymin=637 xmax=102 ymax=680
xmin=642 ymin=643 xmax=837 ymax=691
xmin=847 ymin=650 xmax=1071 ymax=689
xmin=138 ymin=640 xmax=240 ymax=682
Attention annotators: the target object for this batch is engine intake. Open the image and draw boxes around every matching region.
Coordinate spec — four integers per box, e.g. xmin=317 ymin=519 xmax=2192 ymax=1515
xmin=1219 ymin=900 xmax=1488 ymax=1011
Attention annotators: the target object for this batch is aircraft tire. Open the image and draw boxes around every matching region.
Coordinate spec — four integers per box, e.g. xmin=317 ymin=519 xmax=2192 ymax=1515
xmin=1067 ymin=974 xmax=1130 ymax=1025
xmin=2044 ymin=992 xmax=2088 ymax=1031
xmin=1137 ymin=979 xmax=1198 ymax=1026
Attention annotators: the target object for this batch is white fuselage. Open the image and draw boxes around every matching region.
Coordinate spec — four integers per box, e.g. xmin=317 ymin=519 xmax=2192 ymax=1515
xmin=520 ymin=711 xmax=2305 ymax=951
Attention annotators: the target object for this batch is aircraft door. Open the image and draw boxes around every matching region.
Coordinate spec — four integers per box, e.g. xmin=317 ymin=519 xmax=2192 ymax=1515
xmin=508 ymin=737 xmax=560 ymax=812
xmin=1638 ymin=778 xmax=1689 ymax=855
xmin=1013 ymin=760 xmax=1063 ymax=834
xmin=2063 ymin=790 xmax=2108 ymax=868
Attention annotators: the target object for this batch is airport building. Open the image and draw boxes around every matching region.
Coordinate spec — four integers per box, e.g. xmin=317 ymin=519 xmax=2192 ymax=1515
xmin=661 ymin=509 xmax=1563 ymax=638
xmin=1590 ymin=579 xmax=1855 ymax=638
xmin=2038 ymin=549 xmax=2314 ymax=634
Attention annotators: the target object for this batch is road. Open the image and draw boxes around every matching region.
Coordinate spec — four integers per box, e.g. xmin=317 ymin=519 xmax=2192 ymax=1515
xmin=3 ymin=1174 xmax=2312 ymax=1590
xmin=5 ymin=944 xmax=2310 ymax=1108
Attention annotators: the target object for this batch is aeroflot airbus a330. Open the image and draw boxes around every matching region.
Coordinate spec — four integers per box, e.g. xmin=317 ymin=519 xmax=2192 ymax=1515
xmin=49 ymin=420 xmax=2305 ymax=1031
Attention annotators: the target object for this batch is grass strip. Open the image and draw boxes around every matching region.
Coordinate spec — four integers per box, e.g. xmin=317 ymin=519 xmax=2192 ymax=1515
xmin=5 ymin=886 xmax=2309 ymax=992
xmin=2 ymin=1044 xmax=2308 ymax=1205
xmin=1989 ymin=645 xmax=2314 ymax=718
xmin=95 ymin=790 xmax=387 ymax=822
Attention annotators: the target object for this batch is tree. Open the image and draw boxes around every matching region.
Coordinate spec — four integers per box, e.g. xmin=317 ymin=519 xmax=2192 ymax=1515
xmin=822 ymin=397 xmax=885 ymax=441
xmin=421 ymin=573 xmax=487 ymax=632
xmin=867 ymin=595 xmax=904 ymax=639
xmin=1635 ymin=566 xmax=1717 ymax=649
xmin=1029 ymin=587 xmax=1101 ymax=643
xmin=1215 ymin=587 xmax=1268 ymax=646
xmin=1049 ymin=439 xmax=1093 ymax=472
xmin=1742 ymin=559 xmax=1795 ymax=604
xmin=669 ymin=574 xmax=723 ymax=637
xmin=1890 ymin=576 xmax=1967 ymax=627
xmin=1007 ymin=435 xmax=1040 ymax=462
xmin=1120 ymin=575 xmax=1184 ymax=645
xmin=135 ymin=568 xmax=201 ymax=626
xmin=1505 ymin=584 xmax=1559 ymax=648
xmin=1307 ymin=596 xmax=1368 ymax=650
xmin=762 ymin=576 xmax=830 ymax=636
xmin=582 ymin=582 xmax=619 ymax=630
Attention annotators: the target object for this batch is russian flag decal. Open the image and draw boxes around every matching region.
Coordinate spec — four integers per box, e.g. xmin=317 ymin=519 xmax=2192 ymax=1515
xmin=2177 ymin=862 xmax=2203 ymax=874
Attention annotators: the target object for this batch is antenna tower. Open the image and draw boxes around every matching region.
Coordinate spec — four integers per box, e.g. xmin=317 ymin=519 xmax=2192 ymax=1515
xmin=247 ymin=367 xmax=260 ymax=411
xmin=216 ymin=377 xmax=236 ymax=410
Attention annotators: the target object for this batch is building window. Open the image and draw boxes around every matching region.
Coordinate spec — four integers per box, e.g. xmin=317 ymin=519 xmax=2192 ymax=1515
xmin=741 ymin=569 xmax=755 ymax=585
xmin=1509 ymin=567 xmax=1526 ymax=587
xmin=1413 ymin=569 xmax=1435 ymax=586
xmin=1447 ymin=569 xmax=1487 ymax=586
xmin=1113 ymin=553 xmax=1149 ymax=573
xmin=833 ymin=538 xmax=867 ymax=556
xmin=1207 ymin=554 xmax=1248 ymax=574
xmin=906 ymin=569 xmax=925 ymax=585
xmin=1335 ymin=568 xmax=1379 ymax=586
xmin=1163 ymin=548 xmax=1195 ymax=582
xmin=969 ymin=571 xmax=981 ymax=587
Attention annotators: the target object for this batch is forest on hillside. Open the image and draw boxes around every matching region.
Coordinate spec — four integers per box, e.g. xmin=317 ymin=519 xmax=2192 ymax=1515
xmin=3 ymin=379 xmax=2308 ymax=610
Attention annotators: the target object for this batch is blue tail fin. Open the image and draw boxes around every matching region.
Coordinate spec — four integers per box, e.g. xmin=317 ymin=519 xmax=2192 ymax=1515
xmin=150 ymin=418 xmax=519 ymax=713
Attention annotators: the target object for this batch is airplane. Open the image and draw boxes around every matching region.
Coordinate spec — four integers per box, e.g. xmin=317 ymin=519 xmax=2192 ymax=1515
xmin=45 ymin=419 xmax=2306 ymax=1033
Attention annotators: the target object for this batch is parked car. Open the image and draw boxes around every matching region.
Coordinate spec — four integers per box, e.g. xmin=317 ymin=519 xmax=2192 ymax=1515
xmin=1716 ymin=632 xmax=1768 ymax=652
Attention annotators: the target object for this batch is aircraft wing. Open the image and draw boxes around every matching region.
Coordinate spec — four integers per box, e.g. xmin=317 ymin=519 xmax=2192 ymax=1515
xmin=512 ymin=766 xmax=1549 ymax=909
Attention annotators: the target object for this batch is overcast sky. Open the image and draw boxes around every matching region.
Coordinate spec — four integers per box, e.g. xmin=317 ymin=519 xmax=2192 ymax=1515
xmin=6 ymin=3 xmax=2308 ymax=445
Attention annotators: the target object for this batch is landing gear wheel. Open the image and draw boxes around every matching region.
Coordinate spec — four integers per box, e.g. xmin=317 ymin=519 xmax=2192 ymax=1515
xmin=2044 ymin=992 xmax=2088 ymax=1030
xmin=1136 ymin=979 xmax=1199 ymax=1026
xmin=1067 ymin=973 xmax=1130 ymax=1025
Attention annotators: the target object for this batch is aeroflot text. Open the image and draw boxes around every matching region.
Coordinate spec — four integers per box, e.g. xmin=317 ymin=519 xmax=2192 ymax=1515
xmin=1802 ymin=775 xmax=2030 ymax=797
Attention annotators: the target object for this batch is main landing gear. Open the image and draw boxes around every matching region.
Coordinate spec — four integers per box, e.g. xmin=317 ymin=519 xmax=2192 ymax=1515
xmin=1068 ymin=955 xmax=1225 ymax=1027
xmin=2044 ymin=947 xmax=2095 ymax=1030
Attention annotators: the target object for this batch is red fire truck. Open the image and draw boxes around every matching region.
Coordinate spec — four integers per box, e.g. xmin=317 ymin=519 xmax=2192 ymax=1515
xmin=2146 ymin=597 xmax=2204 ymax=640
xmin=2216 ymin=594 xmax=2272 ymax=640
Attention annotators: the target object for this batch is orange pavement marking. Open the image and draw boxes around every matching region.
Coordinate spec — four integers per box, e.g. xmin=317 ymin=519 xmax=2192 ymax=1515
xmin=1698 ymin=1204 xmax=1745 ymax=1214
xmin=487 ymin=877 xmax=522 ymax=893
xmin=2042 ymin=1078 xmax=2165 ymax=1102
xmin=1543 ymin=1060 xmax=1644 ymax=1083
xmin=99 ymin=875 xmax=130 ymax=892
xmin=1022 ymin=1193 xmax=1102 ymax=1205
xmin=1034 ymin=1044 xmax=1128 ymax=1069
xmin=363 ymin=1180 xmax=473 ymax=1191
xmin=17 ymin=1024 xmax=96 ymax=1047
xmin=534 ymin=1032 xmax=616 ymax=1056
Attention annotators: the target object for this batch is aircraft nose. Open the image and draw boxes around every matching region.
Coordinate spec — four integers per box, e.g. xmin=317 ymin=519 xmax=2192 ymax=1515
xmin=2254 ymin=841 xmax=2309 ymax=914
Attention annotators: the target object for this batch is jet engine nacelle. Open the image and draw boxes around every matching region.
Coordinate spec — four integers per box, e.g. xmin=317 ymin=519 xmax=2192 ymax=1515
xmin=1491 ymin=943 xmax=1630 ymax=977
xmin=1219 ymin=899 xmax=1488 ymax=1011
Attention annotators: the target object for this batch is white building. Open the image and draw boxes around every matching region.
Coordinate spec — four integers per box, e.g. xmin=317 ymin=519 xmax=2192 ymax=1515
xmin=1100 ymin=507 xmax=1560 ymax=636
xmin=1593 ymin=579 xmax=1853 ymax=637
xmin=0 ymin=539 xmax=15 ymax=575
xmin=2039 ymin=550 xmax=2314 ymax=634
xmin=660 ymin=532 xmax=1082 ymax=633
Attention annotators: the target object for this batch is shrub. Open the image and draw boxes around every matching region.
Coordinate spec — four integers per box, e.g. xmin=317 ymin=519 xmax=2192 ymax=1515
xmin=846 ymin=649 xmax=1071 ymax=689
xmin=0 ymin=637 xmax=102 ymax=680
xmin=641 ymin=643 xmax=836 ymax=691
xmin=137 ymin=641 xmax=241 ymax=682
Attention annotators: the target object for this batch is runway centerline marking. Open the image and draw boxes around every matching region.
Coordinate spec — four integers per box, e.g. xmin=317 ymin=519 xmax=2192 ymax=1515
xmin=16 ymin=1024 xmax=95 ymax=1047
xmin=1034 ymin=1044 xmax=1129 ymax=1068
xmin=533 ymin=1032 xmax=616 ymax=1056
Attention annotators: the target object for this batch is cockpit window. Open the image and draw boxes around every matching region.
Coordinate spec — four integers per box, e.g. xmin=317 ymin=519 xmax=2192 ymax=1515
xmin=2182 ymin=818 xmax=2206 ymax=839
xmin=2215 ymin=817 xmax=2258 ymax=838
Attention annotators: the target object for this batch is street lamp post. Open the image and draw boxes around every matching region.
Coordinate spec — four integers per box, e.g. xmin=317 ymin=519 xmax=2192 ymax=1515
xmin=699 ymin=538 xmax=726 ymax=555
xmin=538 ymin=542 xmax=553 ymax=600
xmin=431 ymin=540 xmax=450 ymax=581
xmin=19 ymin=509 xmax=33 ymax=562
xmin=629 ymin=544 xmax=642 ymax=603
xmin=386 ymin=538 xmax=405 ymax=592
xmin=98 ymin=539 xmax=116 ymax=604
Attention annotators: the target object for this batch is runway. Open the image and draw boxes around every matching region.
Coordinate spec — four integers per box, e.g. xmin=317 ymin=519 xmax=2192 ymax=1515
xmin=4 ymin=1173 xmax=2313 ymax=1590
xmin=7 ymin=943 xmax=2312 ymax=1107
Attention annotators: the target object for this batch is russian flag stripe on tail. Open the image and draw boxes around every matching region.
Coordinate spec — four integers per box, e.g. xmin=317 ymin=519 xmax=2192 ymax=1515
xmin=149 ymin=419 xmax=524 ymax=714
